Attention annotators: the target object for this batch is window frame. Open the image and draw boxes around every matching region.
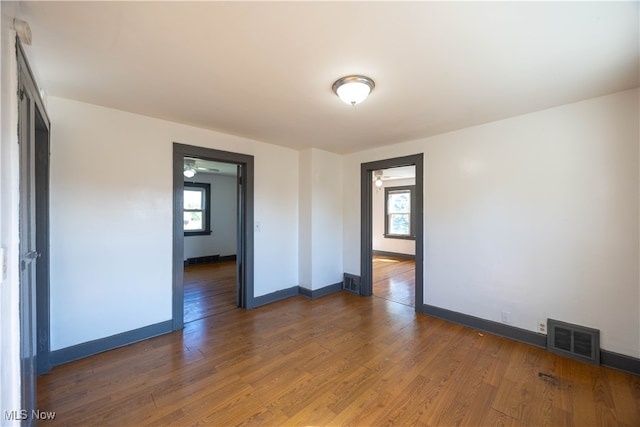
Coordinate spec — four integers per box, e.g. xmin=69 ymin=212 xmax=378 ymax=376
xmin=183 ymin=182 xmax=212 ymax=236
xmin=384 ymin=185 xmax=415 ymax=240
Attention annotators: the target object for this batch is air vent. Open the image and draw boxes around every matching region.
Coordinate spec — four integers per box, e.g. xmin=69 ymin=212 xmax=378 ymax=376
xmin=547 ymin=319 xmax=600 ymax=365
xmin=342 ymin=273 xmax=361 ymax=295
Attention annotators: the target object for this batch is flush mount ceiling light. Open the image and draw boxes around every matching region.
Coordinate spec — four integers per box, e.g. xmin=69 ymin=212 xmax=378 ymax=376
xmin=332 ymin=75 xmax=375 ymax=106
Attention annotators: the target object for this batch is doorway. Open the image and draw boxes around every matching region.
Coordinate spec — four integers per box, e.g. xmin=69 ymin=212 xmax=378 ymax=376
xmin=172 ymin=144 xmax=254 ymax=331
xmin=361 ymin=154 xmax=424 ymax=311
xmin=371 ymin=166 xmax=416 ymax=307
xmin=182 ymin=158 xmax=239 ymax=322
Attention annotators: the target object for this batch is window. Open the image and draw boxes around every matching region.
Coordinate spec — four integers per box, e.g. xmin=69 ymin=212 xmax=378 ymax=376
xmin=384 ymin=185 xmax=415 ymax=239
xmin=184 ymin=182 xmax=211 ymax=236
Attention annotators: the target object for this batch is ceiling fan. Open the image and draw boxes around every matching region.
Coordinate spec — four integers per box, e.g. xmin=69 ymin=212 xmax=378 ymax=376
xmin=184 ymin=158 xmax=221 ymax=177
xmin=374 ymin=170 xmax=385 ymax=188
xmin=183 ymin=159 xmax=197 ymax=178
xmin=196 ymin=166 xmax=220 ymax=173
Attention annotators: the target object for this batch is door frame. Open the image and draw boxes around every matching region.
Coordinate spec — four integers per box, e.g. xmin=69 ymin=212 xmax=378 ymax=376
xmin=361 ymin=154 xmax=424 ymax=311
xmin=172 ymin=143 xmax=254 ymax=330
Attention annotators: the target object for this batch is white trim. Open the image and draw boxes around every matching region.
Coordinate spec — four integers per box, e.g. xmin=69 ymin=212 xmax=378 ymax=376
xmin=1 ymin=24 xmax=22 ymax=424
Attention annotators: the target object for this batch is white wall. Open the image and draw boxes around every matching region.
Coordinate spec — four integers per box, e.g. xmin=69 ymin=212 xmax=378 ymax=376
xmin=344 ymin=89 xmax=640 ymax=358
xmin=298 ymin=148 xmax=344 ymax=290
xmin=298 ymin=149 xmax=312 ymax=288
xmin=372 ymin=177 xmax=416 ymax=255
xmin=0 ymin=4 xmax=21 ymax=420
xmin=48 ymin=96 xmax=299 ymax=350
xmin=311 ymin=149 xmax=343 ymax=289
xmin=183 ymin=173 xmax=237 ymax=260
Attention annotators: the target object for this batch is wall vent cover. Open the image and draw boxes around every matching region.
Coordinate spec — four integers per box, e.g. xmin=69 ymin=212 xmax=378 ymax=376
xmin=547 ymin=319 xmax=600 ymax=365
xmin=342 ymin=273 xmax=361 ymax=295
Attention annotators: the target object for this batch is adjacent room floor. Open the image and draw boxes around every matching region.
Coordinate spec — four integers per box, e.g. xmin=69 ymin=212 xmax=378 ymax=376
xmin=183 ymin=260 xmax=237 ymax=323
xmin=372 ymin=255 xmax=415 ymax=307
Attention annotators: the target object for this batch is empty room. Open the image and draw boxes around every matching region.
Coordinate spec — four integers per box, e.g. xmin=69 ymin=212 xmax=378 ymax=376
xmin=1 ymin=1 xmax=639 ymax=426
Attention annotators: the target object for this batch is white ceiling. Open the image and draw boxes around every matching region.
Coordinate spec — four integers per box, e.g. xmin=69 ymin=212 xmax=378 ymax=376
xmin=16 ymin=1 xmax=639 ymax=154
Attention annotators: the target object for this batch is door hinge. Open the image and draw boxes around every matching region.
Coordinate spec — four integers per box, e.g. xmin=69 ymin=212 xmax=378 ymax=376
xmin=19 ymin=88 xmax=25 ymax=101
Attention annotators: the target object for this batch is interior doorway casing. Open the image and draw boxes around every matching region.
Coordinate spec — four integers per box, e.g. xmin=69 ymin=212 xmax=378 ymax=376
xmin=172 ymin=143 xmax=254 ymax=331
xmin=361 ymin=154 xmax=424 ymax=311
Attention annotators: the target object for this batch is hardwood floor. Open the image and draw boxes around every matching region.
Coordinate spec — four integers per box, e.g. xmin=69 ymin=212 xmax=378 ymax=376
xmin=373 ymin=255 xmax=415 ymax=307
xmin=184 ymin=261 xmax=237 ymax=323
xmin=38 ymin=291 xmax=639 ymax=426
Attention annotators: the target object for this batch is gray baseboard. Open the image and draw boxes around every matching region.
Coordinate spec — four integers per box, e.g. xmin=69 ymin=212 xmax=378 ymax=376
xmin=255 ymin=282 xmax=345 ymax=307
xmin=372 ymin=250 xmax=415 ymax=260
xmin=600 ymin=350 xmax=640 ymax=376
xmin=422 ymin=304 xmax=640 ymax=376
xmin=253 ymin=286 xmax=299 ymax=307
xmin=184 ymin=254 xmax=237 ymax=266
xmin=422 ymin=304 xmax=547 ymax=348
xmin=299 ymin=282 xmax=343 ymax=299
xmin=49 ymin=320 xmax=173 ymax=367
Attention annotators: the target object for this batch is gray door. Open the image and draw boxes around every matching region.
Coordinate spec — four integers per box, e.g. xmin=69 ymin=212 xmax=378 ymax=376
xmin=18 ymin=68 xmax=38 ymax=425
xmin=17 ymin=39 xmax=52 ymax=424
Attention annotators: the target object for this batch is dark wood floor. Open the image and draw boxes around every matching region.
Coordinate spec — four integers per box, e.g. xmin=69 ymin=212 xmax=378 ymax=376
xmin=38 ymin=287 xmax=639 ymax=425
xmin=184 ymin=261 xmax=237 ymax=323
xmin=372 ymin=255 xmax=415 ymax=307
